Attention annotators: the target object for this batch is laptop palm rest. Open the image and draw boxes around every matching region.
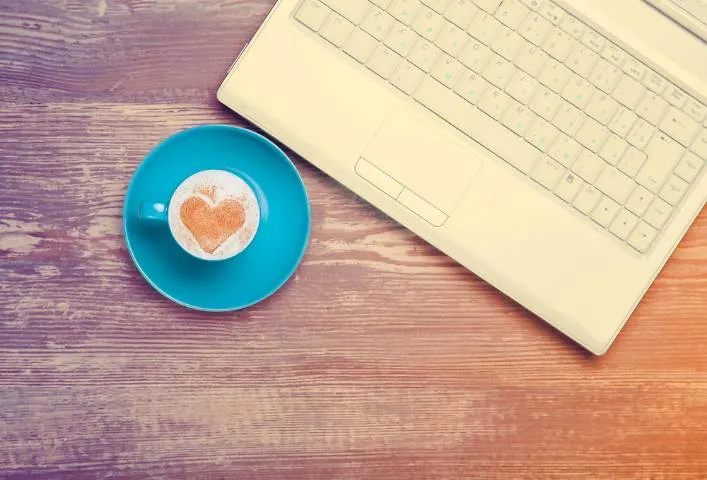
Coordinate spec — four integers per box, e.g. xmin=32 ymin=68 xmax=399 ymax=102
xmin=360 ymin=108 xmax=482 ymax=218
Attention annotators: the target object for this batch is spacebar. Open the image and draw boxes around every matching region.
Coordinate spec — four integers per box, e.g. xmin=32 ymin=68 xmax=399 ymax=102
xmin=414 ymin=77 xmax=541 ymax=174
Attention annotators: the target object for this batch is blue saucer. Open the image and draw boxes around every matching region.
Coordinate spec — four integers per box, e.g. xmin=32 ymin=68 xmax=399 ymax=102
xmin=123 ymin=125 xmax=311 ymax=311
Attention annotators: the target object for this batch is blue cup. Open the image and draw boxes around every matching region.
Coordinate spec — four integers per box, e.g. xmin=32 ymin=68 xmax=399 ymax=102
xmin=137 ymin=169 xmax=261 ymax=262
xmin=123 ymin=124 xmax=311 ymax=311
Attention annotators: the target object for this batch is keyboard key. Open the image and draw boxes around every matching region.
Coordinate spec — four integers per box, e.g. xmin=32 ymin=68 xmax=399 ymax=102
xmin=391 ymin=61 xmax=425 ymax=93
xmin=636 ymin=92 xmax=668 ymax=126
xmin=501 ymin=102 xmax=536 ymax=135
xmin=599 ymin=134 xmax=628 ymax=165
xmin=538 ymin=58 xmax=570 ymax=93
xmin=459 ymin=38 xmax=492 ymax=72
xmin=518 ymin=0 xmax=541 ymax=10
xmin=531 ymin=155 xmax=565 ymax=189
xmin=483 ymin=54 xmax=517 ymax=88
xmin=591 ymin=196 xmax=620 ymax=228
xmin=296 ymin=0 xmax=331 ymax=30
xmin=622 ymin=56 xmax=646 ymax=81
xmin=613 ymin=74 xmax=645 ymax=109
xmin=432 ymin=54 xmax=465 ymax=86
xmin=609 ymin=107 xmax=638 ymax=138
xmin=576 ymin=117 xmax=609 ymax=152
xmin=572 ymin=150 xmax=605 ymax=183
xmin=412 ymin=5 xmax=446 ymax=39
xmin=320 ymin=12 xmax=355 ymax=46
xmin=478 ymin=86 xmax=513 ymax=119
xmin=659 ymin=107 xmax=700 ymax=147
xmin=565 ymin=43 xmax=599 ymax=77
xmin=343 ymin=29 xmax=378 ymax=62
xmin=549 ymin=134 xmax=582 ymax=166
xmin=454 ymin=69 xmax=491 ymax=104
xmin=643 ymin=69 xmax=668 ymax=94
xmin=610 ymin=209 xmax=639 ymax=241
xmin=516 ymin=0 xmax=539 ymax=9
xmin=582 ymin=28 xmax=605 ymax=53
xmin=436 ymin=21 xmax=470 ymax=56
xmin=601 ymin=42 xmax=626 ymax=67
xmin=589 ymin=59 xmax=620 ymax=93
xmin=561 ymin=75 xmax=596 ymax=109
xmin=626 ymin=185 xmax=653 ymax=216
xmin=525 ymin=117 xmax=559 ymax=151
xmin=514 ymin=43 xmax=549 ymax=76
xmin=554 ymin=170 xmax=583 ymax=202
xmin=675 ymin=151 xmax=704 ymax=183
xmin=475 ymin=0 xmax=503 ymax=14
xmin=408 ymin=39 xmax=443 ymax=71
xmin=684 ymin=98 xmax=707 ymax=123
xmin=494 ymin=0 xmax=530 ymax=29
xmin=389 ymin=0 xmax=423 ymax=24
xmin=595 ymin=166 xmax=634 ymax=203
xmin=692 ymin=129 xmax=707 ymax=158
xmin=627 ymin=118 xmax=656 ymax=150
xmin=490 ymin=26 xmax=525 ymax=60
xmin=636 ymin=133 xmax=683 ymax=193
xmin=573 ymin=184 xmax=602 ymax=214
xmin=617 ymin=146 xmax=646 ymax=177
xmin=585 ymin=92 xmax=618 ymax=125
xmin=644 ymin=197 xmax=672 ymax=229
xmin=384 ymin=22 xmax=419 ymax=55
xmin=542 ymin=26 xmax=574 ymax=61
xmin=367 ymin=45 xmax=402 ymax=79
xmin=322 ymin=0 xmax=370 ymax=23
xmin=362 ymin=7 xmax=395 ymax=40
xmin=519 ymin=12 xmax=552 ymax=44
xmin=659 ymin=174 xmax=689 ymax=206
xmin=664 ymin=85 xmax=687 ymax=108
xmin=444 ymin=0 xmax=479 ymax=29
xmin=553 ymin=101 xmax=585 ymax=136
xmin=529 ymin=84 xmax=561 ymax=120
xmin=506 ymin=70 xmax=539 ymax=103
xmin=454 ymin=70 xmax=491 ymax=105
xmin=628 ymin=221 xmax=658 ymax=253
xmin=517 ymin=0 xmax=542 ymax=9
xmin=413 ymin=76 xmax=542 ymax=173
xmin=422 ymin=0 xmax=451 ymax=12
xmin=468 ymin=11 xmax=502 ymax=44
xmin=539 ymin=2 xmax=564 ymax=25
xmin=560 ymin=13 xmax=586 ymax=39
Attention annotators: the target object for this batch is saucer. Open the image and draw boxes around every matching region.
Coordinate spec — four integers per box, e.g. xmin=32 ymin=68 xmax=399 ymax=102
xmin=123 ymin=125 xmax=311 ymax=311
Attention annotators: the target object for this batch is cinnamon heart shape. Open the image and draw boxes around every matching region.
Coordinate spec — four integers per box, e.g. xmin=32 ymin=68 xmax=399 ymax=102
xmin=180 ymin=196 xmax=246 ymax=254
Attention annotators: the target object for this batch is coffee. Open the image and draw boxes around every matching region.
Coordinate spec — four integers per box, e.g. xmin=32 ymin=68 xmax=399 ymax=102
xmin=168 ymin=170 xmax=259 ymax=260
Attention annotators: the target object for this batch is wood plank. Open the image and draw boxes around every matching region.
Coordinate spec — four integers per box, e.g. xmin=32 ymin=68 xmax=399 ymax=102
xmin=2 ymin=0 xmax=707 ymax=478
xmin=0 ymin=1 xmax=268 ymax=102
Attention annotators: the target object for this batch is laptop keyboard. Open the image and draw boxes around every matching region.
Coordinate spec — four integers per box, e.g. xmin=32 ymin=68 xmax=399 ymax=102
xmin=294 ymin=0 xmax=707 ymax=253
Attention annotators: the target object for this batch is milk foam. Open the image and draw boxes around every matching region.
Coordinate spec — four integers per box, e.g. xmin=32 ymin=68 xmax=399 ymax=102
xmin=168 ymin=170 xmax=260 ymax=260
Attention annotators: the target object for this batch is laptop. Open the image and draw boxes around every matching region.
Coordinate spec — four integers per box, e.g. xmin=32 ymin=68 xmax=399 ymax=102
xmin=218 ymin=0 xmax=707 ymax=355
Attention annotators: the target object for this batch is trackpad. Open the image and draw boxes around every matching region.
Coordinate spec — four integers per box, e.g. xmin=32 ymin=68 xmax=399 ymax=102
xmin=362 ymin=108 xmax=482 ymax=213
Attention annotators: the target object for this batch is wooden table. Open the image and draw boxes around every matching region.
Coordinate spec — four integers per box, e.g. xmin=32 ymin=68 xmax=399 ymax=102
xmin=1 ymin=1 xmax=706 ymax=478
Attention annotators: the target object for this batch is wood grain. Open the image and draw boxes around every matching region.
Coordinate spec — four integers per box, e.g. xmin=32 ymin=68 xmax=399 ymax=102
xmin=1 ymin=1 xmax=706 ymax=478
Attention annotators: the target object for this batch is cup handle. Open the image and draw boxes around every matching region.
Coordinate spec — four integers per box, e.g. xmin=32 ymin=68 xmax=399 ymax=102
xmin=138 ymin=201 xmax=168 ymax=222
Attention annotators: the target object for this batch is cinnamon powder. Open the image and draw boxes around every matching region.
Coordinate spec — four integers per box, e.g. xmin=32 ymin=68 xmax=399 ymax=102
xmin=180 ymin=195 xmax=246 ymax=254
xmin=197 ymin=185 xmax=217 ymax=201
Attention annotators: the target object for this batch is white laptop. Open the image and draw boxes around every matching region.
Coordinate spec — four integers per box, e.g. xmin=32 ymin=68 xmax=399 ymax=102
xmin=218 ymin=0 xmax=707 ymax=355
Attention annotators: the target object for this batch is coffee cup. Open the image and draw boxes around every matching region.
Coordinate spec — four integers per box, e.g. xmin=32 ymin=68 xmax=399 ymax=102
xmin=138 ymin=169 xmax=260 ymax=261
